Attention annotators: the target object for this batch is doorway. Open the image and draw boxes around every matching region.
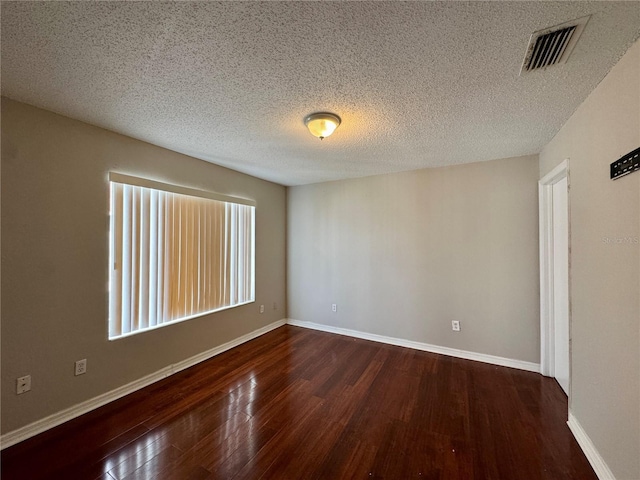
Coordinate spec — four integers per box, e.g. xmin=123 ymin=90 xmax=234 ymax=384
xmin=539 ymin=160 xmax=570 ymax=396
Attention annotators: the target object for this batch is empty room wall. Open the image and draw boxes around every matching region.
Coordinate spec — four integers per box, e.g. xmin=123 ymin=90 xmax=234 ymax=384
xmin=1 ymin=98 xmax=287 ymax=435
xmin=288 ymin=155 xmax=540 ymax=364
xmin=539 ymin=39 xmax=639 ymax=480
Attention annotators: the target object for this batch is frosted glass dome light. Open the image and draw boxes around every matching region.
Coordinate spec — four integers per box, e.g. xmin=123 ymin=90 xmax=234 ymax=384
xmin=304 ymin=112 xmax=341 ymax=140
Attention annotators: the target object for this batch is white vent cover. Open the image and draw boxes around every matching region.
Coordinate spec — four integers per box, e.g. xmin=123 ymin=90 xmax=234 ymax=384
xmin=520 ymin=16 xmax=590 ymax=75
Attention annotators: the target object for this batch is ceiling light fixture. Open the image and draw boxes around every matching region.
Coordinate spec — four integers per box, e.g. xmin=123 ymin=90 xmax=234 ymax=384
xmin=304 ymin=112 xmax=341 ymax=140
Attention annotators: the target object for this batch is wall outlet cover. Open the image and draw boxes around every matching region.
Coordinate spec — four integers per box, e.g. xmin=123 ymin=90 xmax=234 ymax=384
xmin=75 ymin=359 xmax=87 ymax=376
xmin=17 ymin=375 xmax=31 ymax=394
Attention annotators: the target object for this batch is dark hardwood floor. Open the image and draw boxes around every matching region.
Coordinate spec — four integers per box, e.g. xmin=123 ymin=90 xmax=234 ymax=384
xmin=1 ymin=325 xmax=596 ymax=479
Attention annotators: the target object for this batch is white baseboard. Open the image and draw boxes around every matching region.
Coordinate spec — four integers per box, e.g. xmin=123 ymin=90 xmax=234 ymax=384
xmin=0 ymin=319 xmax=287 ymax=450
xmin=287 ymin=319 xmax=540 ymax=373
xmin=567 ymin=412 xmax=616 ymax=480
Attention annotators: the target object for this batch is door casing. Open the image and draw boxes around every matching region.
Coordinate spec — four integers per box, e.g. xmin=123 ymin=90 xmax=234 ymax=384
xmin=539 ymin=159 xmax=571 ymax=396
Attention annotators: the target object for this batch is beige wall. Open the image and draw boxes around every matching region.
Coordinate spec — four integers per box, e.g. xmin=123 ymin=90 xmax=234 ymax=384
xmin=1 ymin=98 xmax=287 ymax=434
xmin=539 ymin=39 xmax=640 ymax=480
xmin=288 ymin=155 xmax=540 ymax=363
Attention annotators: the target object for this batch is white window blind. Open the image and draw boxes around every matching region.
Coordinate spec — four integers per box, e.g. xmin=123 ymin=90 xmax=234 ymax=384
xmin=108 ymin=173 xmax=255 ymax=339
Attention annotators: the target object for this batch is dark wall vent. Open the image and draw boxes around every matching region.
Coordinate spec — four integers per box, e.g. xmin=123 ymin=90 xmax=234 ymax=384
xmin=520 ymin=16 xmax=590 ymax=75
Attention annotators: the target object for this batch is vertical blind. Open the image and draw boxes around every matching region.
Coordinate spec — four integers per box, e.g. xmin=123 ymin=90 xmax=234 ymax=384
xmin=109 ymin=174 xmax=255 ymax=339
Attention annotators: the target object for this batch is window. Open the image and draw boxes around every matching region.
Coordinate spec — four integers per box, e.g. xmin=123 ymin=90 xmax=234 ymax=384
xmin=108 ymin=173 xmax=255 ymax=339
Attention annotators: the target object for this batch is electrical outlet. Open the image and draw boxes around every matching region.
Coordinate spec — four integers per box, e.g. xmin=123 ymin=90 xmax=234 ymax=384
xmin=17 ymin=375 xmax=31 ymax=394
xmin=332 ymin=303 xmax=337 ymax=313
xmin=75 ymin=359 xmax=87 ymax=376
xmin=452 ymin=320 xmax=461 ymax=332
xmin=259 ymin=304 xmax=265 ymax=314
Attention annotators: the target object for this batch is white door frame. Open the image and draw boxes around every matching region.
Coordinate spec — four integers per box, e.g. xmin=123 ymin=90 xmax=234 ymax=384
xmin=539 ymin=159 xmax=570 ymax=378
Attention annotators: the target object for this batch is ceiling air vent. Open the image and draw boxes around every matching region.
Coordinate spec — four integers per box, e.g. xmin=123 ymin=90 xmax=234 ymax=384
xmin=520 ymin=16 xmax=590 ymax=75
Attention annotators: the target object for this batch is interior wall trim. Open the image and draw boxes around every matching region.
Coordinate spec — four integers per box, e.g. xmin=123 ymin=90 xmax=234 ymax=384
xmin=0 ymin=319 xmax=287 ymax=450
xmin=287 ymin=319 xmax=540 ymax=373
xmin=567 ymin=412 xmax=616 ymax=480
xmin=538 ymin=158 xmax=570 ymax=379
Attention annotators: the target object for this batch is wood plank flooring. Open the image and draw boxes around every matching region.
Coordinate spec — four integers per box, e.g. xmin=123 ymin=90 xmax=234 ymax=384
xmin=1 ymin=325 xmax=596 ymax=479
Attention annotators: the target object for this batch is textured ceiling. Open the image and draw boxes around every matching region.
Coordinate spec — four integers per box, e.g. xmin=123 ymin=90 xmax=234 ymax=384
xmin=2 ymin=2 xmax=639 ymax=186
